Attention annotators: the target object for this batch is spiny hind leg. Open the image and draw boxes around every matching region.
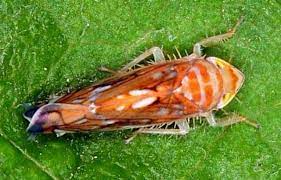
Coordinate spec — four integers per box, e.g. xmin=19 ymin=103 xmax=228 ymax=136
xmin=125 ymin=120 xmax=190 ymax=144
xmin=121 ymin=46 xmax=165 ymax=72
xmin=204 ymin=112 xmax=259 ymax=128
xmin=99 ymin=47 xmax=164 ymax=74
xmin=193 ymin=17 xmax=244 ymax=56
xmin=138 ymin=120 xmax=190 ymax=135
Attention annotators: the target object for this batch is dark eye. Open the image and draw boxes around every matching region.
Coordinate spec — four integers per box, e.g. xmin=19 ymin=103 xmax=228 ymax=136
xmin=23 ymin=106 xmax=39 ymax=121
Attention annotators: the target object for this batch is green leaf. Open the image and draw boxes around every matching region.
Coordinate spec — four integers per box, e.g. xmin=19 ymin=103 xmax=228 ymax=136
xmin=1 ymin=0 xmax=280 ymax=179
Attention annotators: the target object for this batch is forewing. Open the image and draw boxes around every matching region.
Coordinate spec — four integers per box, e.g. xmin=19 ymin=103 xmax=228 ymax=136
xmin=49 ymin=59 xmax=202 ymax=132
xmin=55 ymin=60 xmax=188 ymax=105
xmin=55 ymin=104 xmax=187 ymax=132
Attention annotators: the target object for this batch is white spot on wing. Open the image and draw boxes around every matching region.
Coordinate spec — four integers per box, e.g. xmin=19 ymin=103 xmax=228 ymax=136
xmin=167 ymin=71 xmax=177 ymax=78
xmin=173 ymin=87 xmax=182 ymax=93
xmin=132 ymin=97 xmax=157 ymax=109
xmin=89 ymin=103 xmax=98 ymax=114
xmin=72 ymin=99 xmax=83 ymax=104
xmin=89 ymin=85 xmax=112 ymax=101
xmin=54 ymin=129 xmax=74 ymax=137
xmin=184 ymin=91 xmax=193 ymax=100
xmin=117 ymin=95 xmax=125 ymax=99
xmin=182 ymin=76 xmax=189 ymax=84
xmin=152 ymin=72 xmax=163 ymax=79
xmin=74 ymin=118 xmax=87 ymax=124
xmin=158 ymin=108 xmax=169 ymax=116
xmin=93 ymin=85 xmax=112 ymax=93
xmin=116 ymin=105 xmax=125 ymax=111
xmin=55 ymin=130 xmax=66 ymax=137
xmin=129 ymin=89 xmax=151 ymax=96
xmin=101 ymin=120 xmax=116 ymax=125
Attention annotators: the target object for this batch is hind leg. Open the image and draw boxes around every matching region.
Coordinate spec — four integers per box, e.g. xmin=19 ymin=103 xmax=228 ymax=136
xmin=100 ymin=47 xmax=165 ymax=74
xmin=125 ymin=120 xmax=190 ymax=144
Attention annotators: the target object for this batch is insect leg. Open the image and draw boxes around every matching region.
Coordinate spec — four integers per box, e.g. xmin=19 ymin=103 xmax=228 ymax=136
xmin=193 ymin=17 xmax=244 ymax=56
xmin=125 ymin=120 xmax=190 ymax=144
xmin=99 ymin=47 xmax=164 ymax=74
xmin=176 ymin=119 xmax=190 ymax=134
xmin=204 ymin=112 xmax=217 ymax=126
xmin=134 ymin=120 xmax=190 ymax=135
xmin=121 ymin=46 xmax=165 ymax=71
xmin=205 ymin=112 xmax=259 ymax=128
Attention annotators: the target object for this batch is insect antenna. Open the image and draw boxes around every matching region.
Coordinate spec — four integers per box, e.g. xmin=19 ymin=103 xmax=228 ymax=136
xmin=234 ymin=96 xmax=242 ymax=104
xmin=231 ymin=16 xmax=244 ymax=34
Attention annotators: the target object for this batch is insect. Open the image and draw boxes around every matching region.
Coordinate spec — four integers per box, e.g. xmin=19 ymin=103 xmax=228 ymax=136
xmin=24 ymin=17 xmax=258 ymax=142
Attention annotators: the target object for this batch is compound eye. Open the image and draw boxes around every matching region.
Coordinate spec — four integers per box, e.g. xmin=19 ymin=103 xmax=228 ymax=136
xmin=217 ymin=93 xmax=235 ymax=109
xmin=23 ymin=106 xmax=39 ymax=121
xmin=207 ymin=57 xmax=231 ymax=69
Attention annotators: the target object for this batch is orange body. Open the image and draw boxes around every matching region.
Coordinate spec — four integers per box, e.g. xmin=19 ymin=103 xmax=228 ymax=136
xmin=25 ymin=56 xmax=244 ymax=134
